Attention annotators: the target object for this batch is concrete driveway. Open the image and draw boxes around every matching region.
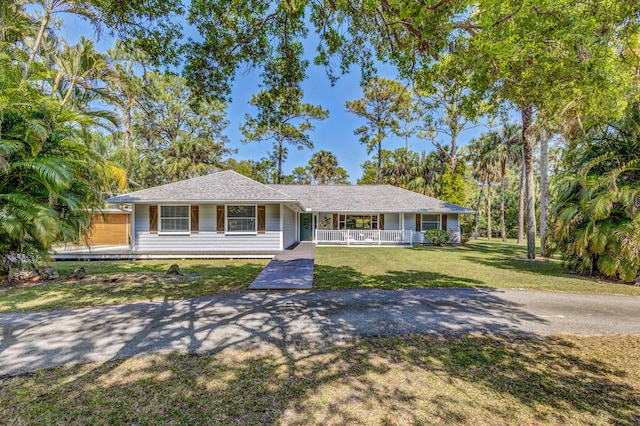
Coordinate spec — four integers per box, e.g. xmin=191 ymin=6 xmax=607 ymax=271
xmin=1 ymin=288 xmax=639 ymax=376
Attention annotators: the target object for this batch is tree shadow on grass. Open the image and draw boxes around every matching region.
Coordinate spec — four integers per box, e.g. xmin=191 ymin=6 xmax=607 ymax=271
xmin=0 ymin=263 xmax=266 ymax=312
xmin=460 ymin=252 xmax=566 ymax=276
xmin=314 ymin=265 xmax=488 ymax=290
xmin=2 ymin=335 xmax=638 ymax=425
xmin=411 ymin=240 xmax=527 ymax=258
xmin=2 ymin=267 xmax=639 ymax=424
xmin=451 ymin=240 xmax=573 ymax=279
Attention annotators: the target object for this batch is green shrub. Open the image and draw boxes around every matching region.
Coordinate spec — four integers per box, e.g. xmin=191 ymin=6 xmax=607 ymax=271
xmin=424 ymin=229 xmax=451 ymax=246
xmin=459 ymin=218 xmax=475 ymax=246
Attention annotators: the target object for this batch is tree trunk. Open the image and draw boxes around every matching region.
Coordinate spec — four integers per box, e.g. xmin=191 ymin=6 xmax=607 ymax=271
xmin=486 ymin=182 xmax=492 ymax=240
xmin=521 ymin=106 xmax=536 ymax=259
xmin=539 ymin=132 xmax=549 ymax=256
xmin=22 ymin=6 xmax=51 ymax=82
xmin=377 ymin=140 xmax=382 ymax=184
xmin=500 ymin=161 xmax=507 ymax=242
xmin=474 ymin=181 xmax=485 ymax=239
xmin=517 ymin=159 xmax=525 ymax=244
xmin=277 ymin=135 xmax=283 ymax=184
xmin=124 ymin=100 xmax=132 ymax=184
xmin=450 ymin=127 xmax=458 ymax=173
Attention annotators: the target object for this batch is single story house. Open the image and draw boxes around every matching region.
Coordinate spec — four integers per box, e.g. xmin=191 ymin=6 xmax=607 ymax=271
xmin=106 ymin=170 xmax=474 ymax=253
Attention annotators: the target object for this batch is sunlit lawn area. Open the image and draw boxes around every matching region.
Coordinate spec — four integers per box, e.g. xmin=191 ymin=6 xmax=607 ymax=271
xmin=2 ymin=334 xmax=639 ymax=425
xmin=1 ymin=240 xmax=638 ymax=314
xmin=314 ymin=240 xmax=640 ymax=296
xmin=0 ymin=259 xmax=268 ymax=313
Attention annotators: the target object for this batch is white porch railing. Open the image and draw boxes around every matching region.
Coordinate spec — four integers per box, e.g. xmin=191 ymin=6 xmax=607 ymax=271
xmin=315 ymin=229 xmax=413 ymax=245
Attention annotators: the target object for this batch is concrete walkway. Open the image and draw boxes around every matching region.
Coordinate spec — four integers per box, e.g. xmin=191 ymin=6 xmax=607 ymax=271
xmin=1 ymin=288 xmax=640 ymax=376
xmin=249 ymin=243 xmax=315 ymax=289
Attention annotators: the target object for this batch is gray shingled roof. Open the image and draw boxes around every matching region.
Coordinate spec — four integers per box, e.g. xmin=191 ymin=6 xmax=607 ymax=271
xmin=106 ymin=170 xmax=474 ymax=214
xmin=106 ymin=170 xmax=295 ymax=203
xmin=269 ymin=184 xmax=475 ymax=214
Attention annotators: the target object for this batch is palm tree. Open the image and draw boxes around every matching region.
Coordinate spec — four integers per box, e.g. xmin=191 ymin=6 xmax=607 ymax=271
xmin=404 ymin=152 xmax=440 ymax=196
xmin=383 ymin=148 xmax=417 ymax=188
xmin=1 ymin=41 xmax=111 ymax=270
xmin=486 ymin=124 xmax=522 ymax=241
xmin=467 ymin=134 xmax=499 ymax=239
xmin=50 ymin=38 xmax=111 ymax=109
xmin=547 ymin=104 xmax=640 ymax=282
xmin=309 ymin=150 xmax=338 ymax=184
xmin=105 ymin=42 xmax=149 ymax=183
xmin=21 ymin=0 xmax=101 ymax=82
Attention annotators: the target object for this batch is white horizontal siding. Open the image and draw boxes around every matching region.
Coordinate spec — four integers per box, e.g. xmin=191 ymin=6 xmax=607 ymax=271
xmin=266 ymin=204 xmax=280 ymax=231
xmin=382 ymin=213 xmax=400 ymax=230
xmin=446 ymin=214 xmax=459 ymax=232
xmin=200 ymin=204 xmax=216 ymax=232
xmin=132 ymin=202 xmax=283 ymax=251
xmin=446 ymin=214 xmax=460 ymax=244
xmin=136 ymin=204 xmax=150 ymax=232
xmin=134 ymin=231 xmax=281 ymax=252
xmin=282 ymin=206 xmax=296 ymax=248
xmin=409 ymin=213 xmax=461 ymax=244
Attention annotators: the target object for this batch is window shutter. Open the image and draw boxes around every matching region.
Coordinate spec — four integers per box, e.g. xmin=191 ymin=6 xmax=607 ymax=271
xmin=415 ymin=214 xmax=421 ymax=232
xmin=442 ymin=214 xmax=447 ymax=231
xmin=190 ymin=205 xmax=199 ymax=234
xmin=257 ymin=205 xmax=266 ymax=233
xmin=379 ymin=214 xmax=385 ymax=230
xmin=216 ymin=206 xmax=225 ymax=233
xmin=333 ymin=214 xmax=339 ymax=229
xmin=149 ymin=205 xmax=158 ymax=234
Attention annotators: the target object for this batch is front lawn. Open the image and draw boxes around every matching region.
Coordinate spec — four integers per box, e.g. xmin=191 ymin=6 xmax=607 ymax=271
xmin=0 ymin=259 xmax=268 ymax=313
xmin=2 ymin=240 xmax=638 ymax=314
xmin=314 ymin=240 xmax=640 ymax=296
xmin=2 ymin=335 xmax=639 ymax=425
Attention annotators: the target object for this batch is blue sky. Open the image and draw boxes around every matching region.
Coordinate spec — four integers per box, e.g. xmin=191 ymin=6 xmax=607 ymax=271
xmin=59 ymin=11 xmax=487 ymax=182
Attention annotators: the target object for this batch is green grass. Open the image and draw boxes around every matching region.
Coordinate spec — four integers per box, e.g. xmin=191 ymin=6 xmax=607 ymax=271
xmin=2 ymin=335 xmax=639 ymax=425
xmin=1 ymin=240 xmax=638 ymax=314
xmin=0 ymin=259 xmax=268 ymax=313
xmin=314 ymin=240 xmax=640 ymax=296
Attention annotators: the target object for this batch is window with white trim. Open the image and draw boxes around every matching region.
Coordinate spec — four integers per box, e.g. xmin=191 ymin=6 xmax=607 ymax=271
xmin=226 ymin=205 xmax=256 ymax=233
xmin=160 ymin=205 xmax=190 ymax=233
xmin=339 ymin=214 xmax=379 ymax=230
xmin=421 ymin=214 xmax=441 ymax=231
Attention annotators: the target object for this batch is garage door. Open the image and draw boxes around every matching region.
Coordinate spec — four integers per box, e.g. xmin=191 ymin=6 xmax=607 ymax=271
xmin=85 ymin=213 xmax=129 ymax=245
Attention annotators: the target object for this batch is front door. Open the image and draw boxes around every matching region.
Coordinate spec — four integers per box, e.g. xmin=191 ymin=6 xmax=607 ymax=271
xmin=299 ymin=213 xmax=313 ymax=241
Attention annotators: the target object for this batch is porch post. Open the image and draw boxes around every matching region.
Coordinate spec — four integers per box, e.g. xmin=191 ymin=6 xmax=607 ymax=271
xmin=130 ymin=204 xmax=136 ymax=251
xmin=279 ymin=204 xmax=284 ymax=250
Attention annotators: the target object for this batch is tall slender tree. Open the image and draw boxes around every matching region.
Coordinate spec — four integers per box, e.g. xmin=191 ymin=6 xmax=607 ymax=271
xmin=486 ymin=124 xmax=522 ymax=242
xmin=106 ymin=42 xmax=147 ymax=183
xmin=241 ymin=87 xmax=328 ymax=184
xmin=467 ymin=1 xmax=633 ymax=258
xmin=346 ymin=78 xmax=412 ymax=183
xmin=133 ymin=71 xmax=231 ymax=186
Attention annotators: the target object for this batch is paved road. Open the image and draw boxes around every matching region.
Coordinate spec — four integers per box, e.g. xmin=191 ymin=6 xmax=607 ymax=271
xmin=1 ymin=288 xmax=639 ymax=376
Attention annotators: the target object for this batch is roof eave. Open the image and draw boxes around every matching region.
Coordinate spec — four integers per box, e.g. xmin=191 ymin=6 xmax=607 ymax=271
xmin=106 ymin=198 xmax=297 ymax=204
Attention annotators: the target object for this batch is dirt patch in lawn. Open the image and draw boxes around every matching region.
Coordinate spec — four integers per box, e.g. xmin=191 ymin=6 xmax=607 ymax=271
xmin=2 ymin=272 xmax=202 ymax=289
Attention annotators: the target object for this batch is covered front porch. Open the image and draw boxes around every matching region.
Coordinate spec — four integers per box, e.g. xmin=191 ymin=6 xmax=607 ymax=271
xmin=301 ymin=212 xmax=460 ymax=246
